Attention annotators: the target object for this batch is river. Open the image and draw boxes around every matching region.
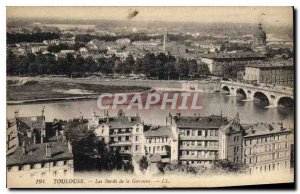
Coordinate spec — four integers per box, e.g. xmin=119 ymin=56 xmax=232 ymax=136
xmin=6 ymin=91 xmax=294 ymax=128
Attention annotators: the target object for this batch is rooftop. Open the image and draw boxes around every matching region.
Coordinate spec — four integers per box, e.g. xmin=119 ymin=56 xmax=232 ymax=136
xmin=98 ymin=109 xmax=141 ymax=128
xmin=15 ymin=116 xmax=45 ymax=130
xmin=219 ymin=114 xmax=242 ymax=134
xmin=7 ymin=141 xmax=73 ymax=166
xmin=245 ymin=61 xmax=293 ymax=69
xmin=200 ymin=52 xmax=265 ymax=59
xmin=144 ymin=126 xmax=174 ymax=139
xmin=244 ymin=122 xmax=293 ymax=138
xmin=173 ymin=114 xmax=228 ymax=128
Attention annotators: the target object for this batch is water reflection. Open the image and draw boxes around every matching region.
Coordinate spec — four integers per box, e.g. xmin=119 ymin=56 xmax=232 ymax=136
xmin=7 ymin=91 xmax=294 ymax=128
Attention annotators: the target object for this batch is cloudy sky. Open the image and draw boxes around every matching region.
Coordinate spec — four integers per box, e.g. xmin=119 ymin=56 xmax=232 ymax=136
xmin=7 ymin=7 xmax=293 ymax=26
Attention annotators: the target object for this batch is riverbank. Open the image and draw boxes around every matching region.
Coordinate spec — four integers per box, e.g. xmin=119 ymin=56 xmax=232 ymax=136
xmin=7 ymin=77 xmax=150 ymax=104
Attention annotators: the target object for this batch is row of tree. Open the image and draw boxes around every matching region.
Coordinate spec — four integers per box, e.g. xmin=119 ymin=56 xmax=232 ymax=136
xmin=75 ymin=33 xmax=161 ymax=43
xmin=7 ymin=32 xmax=60 ymax=44
xmin=7 ymin=51 xmax=211 ymax=79
xmin=47 ymin=42 xmax=86 ymax=53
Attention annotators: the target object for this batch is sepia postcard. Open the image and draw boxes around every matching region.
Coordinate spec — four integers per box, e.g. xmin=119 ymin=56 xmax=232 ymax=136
xmin=6 ymin=6 xmax=295 ymax=188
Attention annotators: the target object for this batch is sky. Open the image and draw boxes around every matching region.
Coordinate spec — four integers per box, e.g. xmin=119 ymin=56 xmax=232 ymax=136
xmin=7 ymin=7 xmax=293 ymax=26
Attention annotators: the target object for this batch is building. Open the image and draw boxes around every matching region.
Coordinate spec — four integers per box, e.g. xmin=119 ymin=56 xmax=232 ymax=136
xmin=169 ymin=113 xmax=229 ymax=167
xmin=6 ymin=110 xmax=46 ymax=155
xmin=242 ymin=122 xmax=294 ymax=174
xmin=116 ymin=38 xmax=131 ymax=45
xmin=90 ymin=110 xmax=144 ymax=159
xmin=218 ymin=113 xmax=244 ymax=163
xmin=7 ymin=140 xmax=74 ymax=178
xmin=89 ymin=110 xmax=178 ymax=163
xmin=244 ymin=61 xmax=294 ymax=87
xmin=252 ymin=23 xmax=267 ymax=54
xmin=200 ymin=52 xmax=266 ymax=76
xmin=144 ymin=125 xmax=177 ymax=161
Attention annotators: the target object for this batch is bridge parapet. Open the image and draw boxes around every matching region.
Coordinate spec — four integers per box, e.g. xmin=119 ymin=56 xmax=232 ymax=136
xmin=220 ymin=81 xmax=293 ymax=97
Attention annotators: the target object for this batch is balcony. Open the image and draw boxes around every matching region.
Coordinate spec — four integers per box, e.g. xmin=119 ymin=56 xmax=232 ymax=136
xmin=180 ymin=145 xmax=218 ymax=151
xmin=109 ymin=132 xmax=132 ymax=137
xmin=179 ymin=155 xmax=216 ymax=161
xmin=110 ymin=141 xmax=132 ymax=146
xmin=119 ymin=150 xmax=132 ymax=155
xmin=179 ymin=135 xmax=219 ymax=141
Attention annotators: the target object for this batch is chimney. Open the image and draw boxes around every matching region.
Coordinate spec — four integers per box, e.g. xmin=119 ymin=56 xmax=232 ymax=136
xmin=14 ymin=110 xmax=19 ymax=118
xmin=22 ymin=141 xmax=26 ymax=154
xmin=55 ymin=129 xmax=59 ymax=141
xmin=45 ymin=143 xmax=52 ymax=158
xmin=67 ymin=141 xmax=73 ymax=154
xmin=33 ymin=134 xmax=36 ymax=144
xmin=41 ymin=134 xmax=44 ymax=143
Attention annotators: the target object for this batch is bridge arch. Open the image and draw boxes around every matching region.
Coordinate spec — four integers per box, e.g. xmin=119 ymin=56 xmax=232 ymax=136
xmin=253 ymin=91 xmax=270 ymax=106
xmin=277 ymin=96 xmax=294 ymax=107
xmin=236 ymin=88 xmax=247 ymax=98
xmin=221 ymin=85 xmax=230 ymax=93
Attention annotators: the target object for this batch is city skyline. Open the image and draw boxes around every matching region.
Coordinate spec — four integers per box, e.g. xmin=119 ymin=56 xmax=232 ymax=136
xmin=7 ymin=7 xmax=293 ymax=26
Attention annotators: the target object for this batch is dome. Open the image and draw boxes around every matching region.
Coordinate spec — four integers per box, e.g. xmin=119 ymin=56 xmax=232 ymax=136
xmin=253 ymin=23 xmax=266 ymax=38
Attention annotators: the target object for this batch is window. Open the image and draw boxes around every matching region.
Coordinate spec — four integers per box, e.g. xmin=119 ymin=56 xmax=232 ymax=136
xmin=135 ymin=145 xmax=139 ymax=151
xmin=30 ymin=164 xmax=34 ymax=169
xmin=135 ymin=136 xmax=139 ymax=142
xmin=18 ymin=165 xmax=23 ymax=171
xmin=136 ymin=128 xmax=139 ymax=133
xmin=64 ymin=170 xmax=68 ymax=176
xmin=53 ymin=171 xmax=57 ymax=177
xmin=64 ymin=160 xmax=68 ymax=165
xmin=53 ymin=162 xmax=57 ymax=167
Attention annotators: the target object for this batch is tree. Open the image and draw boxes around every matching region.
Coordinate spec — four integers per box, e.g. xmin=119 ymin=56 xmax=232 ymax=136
xmin=211 ymin=160 xmax=247 ymax=174
xmin=47 ymin=43 xmax=70 ymax=53
xmin=139 ymin=156 xmax=149 ymax=171
xmin=123 ymin=54 xmax=135 ymax=74
xmin=6 ymin=50 xmax=16 ymax=75
xmin=175 ymin=58 xmax=189 ymax=80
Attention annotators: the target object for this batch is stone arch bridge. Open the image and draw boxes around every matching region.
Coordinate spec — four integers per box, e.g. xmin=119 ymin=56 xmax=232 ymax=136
xmin=220 ymin=81 xmax=294 ymax=107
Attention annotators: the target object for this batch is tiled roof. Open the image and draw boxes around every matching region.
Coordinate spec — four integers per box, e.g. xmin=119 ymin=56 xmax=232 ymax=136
xmin=16 ymin=116 xmax=45 ymax=130
xmin=7 ymin=141 xmax=73 ymax=166
xmin=99 ymin=116 xmax=141 ymax=128
xmin=144 ymin=126 xmax=174 ymax=138
xmin=245 ymin=60 xmax=293 ymax=68
xmin=219 ymin=114 xmax=242 ymax=134
xmin=200 ymin=52 xmax=265 ymax=59
xmin=173 ymin=115 xmax=227 ymax=128
xmin=244 ymin=122 xmax=293 ymax=138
